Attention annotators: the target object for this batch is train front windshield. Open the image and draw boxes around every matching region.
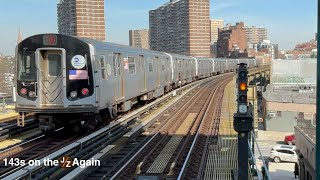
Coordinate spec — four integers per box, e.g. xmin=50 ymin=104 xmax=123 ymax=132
xmin=17 ymin=51 xmax=37 ymax=81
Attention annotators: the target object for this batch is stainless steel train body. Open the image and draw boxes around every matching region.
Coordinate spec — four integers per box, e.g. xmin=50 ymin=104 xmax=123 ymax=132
xmin=15 ymin=34 xmax=259 ymax=131
xmin=212 ymin=58 xmax=226 ymax=74
xmin=166 ymin=53 xmax=196 ymax=87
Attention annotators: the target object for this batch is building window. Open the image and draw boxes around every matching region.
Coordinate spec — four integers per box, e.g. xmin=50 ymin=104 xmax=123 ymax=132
xmin=128 ymin=57 xmax=136 ymax=75
xmin=277 ymin=111 xmax=282 ymax=117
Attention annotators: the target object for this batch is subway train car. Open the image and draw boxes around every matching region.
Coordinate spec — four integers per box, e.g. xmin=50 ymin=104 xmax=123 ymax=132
xmin=212 ymin=58 xmax=226 ymax=74
xmin=166 ymin=53 xmax=196 ymax=87
xmin=15 ymin=34 xmax=259 ymax=132
xmin=196 ymin=57 xmax=213 ymax=78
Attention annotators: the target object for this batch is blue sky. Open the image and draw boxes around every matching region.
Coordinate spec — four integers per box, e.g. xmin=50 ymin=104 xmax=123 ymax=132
xmin=0 ymin=0 xmax=317 ymax=55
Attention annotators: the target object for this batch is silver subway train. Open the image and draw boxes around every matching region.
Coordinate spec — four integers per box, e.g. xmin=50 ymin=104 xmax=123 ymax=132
xmin=15 ymin=34 xmax=261 ymax=132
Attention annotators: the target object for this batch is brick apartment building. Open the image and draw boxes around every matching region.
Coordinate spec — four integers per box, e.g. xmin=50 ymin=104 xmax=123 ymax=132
xmin=57 ymin=0 xmax=106 ymax=41
xmin=129 ymin=29 xmax=149 ymax=49
xmin=216 ymin=22 xmax=247 ymax=58
xmin=149 ymin=0 xmax=210 ymax=57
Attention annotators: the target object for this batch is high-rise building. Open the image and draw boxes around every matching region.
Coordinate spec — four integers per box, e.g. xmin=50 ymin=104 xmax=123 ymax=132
xmin=210 ymin=20 xmax=224 ymax=43
xmin=216 ymin=22 xmax=247 ymax=58
xmin=129 ymin=29 xmax=149 ymax=49
xmin=57 ymin=0 xmax=106 ymax=41
xmin=17 ymin=28 xmax=22 ymax=44
xmin=149 ymin=0 xmax=210 ymax=57
xmin=244 ymin=26 xmax=267 ymax=44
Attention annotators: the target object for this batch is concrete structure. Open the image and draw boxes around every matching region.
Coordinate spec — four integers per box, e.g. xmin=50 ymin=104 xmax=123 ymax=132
xmin=271 ymin=59 xmax=316 ymax=85
xmin=210 ymin=20 xmax=224 ymax=43
xmin=261 ymin=60 xmax=316 ymax=132
xmin=244 ymin=26 xmax=267 ymax=44
xmin=129 ymin=29 xmax=149 ymax=49
xmin=295 ymin=116 xmax=316 ymax=180
xmin=149 ymin=0 xmax=211 ymax=57
xmin=57 ymin=0 xmax=106 ymax=41
xmin=262 ymin=85 xmax=316 ymax=132
xmin=216 ymin=22 xmax=247 ymax=58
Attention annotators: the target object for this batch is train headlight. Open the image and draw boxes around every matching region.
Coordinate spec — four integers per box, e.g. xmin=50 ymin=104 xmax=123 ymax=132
xmin=28 ymin=91 xmax=36 ymax=97
xmin=70 ymin=91 xmax=78 ymax=98
xmin=81 ymin=88 xmax=89 ymax=96
xmin=21 ymin=88 xmax=27 ymax=95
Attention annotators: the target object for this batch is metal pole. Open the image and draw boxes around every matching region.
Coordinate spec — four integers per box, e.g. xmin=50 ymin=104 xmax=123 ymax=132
xmin=316 ymin=0 xmax=320 ymax=179
xmin=238 ymin=132 xmax=249 ymax=180
xmin=1 ymin=97 xmax=4 ymax=114
xmin=3 ymin=97 xmax=6 ymax=114
xmin=252 ymin=130 xmax=255 ymax=173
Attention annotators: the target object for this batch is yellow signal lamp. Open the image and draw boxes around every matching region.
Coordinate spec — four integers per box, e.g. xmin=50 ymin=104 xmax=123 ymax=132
xmin=239 ymin=83 xmax=247 ymax=91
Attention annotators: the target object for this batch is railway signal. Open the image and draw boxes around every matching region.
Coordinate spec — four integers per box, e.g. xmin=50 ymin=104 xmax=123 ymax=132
xmin=233 ymin=63 xmax=253 ymax=180
xmin=237 ymin=63 xmax=248 ymax=114
xmin=234 ymin=63 xmax=253 ymax=133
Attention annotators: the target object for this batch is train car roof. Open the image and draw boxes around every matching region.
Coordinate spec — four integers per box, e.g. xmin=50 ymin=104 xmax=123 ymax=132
xmin=169 ymin=53 xmax=195 ymax=60
xmin=20 ymin=33 xmax=166 ymax=57
xmin=81 ymin=37 xmax=195 ymax=60
xmin=79 ymin=37 xmax=167 ymax=56
xmin=193 ymin=57 xmax=217 ymax=61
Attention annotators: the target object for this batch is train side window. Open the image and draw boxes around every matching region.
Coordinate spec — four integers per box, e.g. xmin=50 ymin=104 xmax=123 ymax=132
xmin=26 ymin=56 xmax=31 ymax=68
xmin=100 ymin=55 xmax=106 ymax=79
xmin=18 ymin=51 xmax=36 ymax=80
xmin=148 ymin=59 xmax=153 ymax=72
xmin=139 ymin=55 xmax=144 ymax=70
xmin=128 ymin=57 xmax=135 ymax=75
xmin=25 ymin=56 xmax=31 ymax=73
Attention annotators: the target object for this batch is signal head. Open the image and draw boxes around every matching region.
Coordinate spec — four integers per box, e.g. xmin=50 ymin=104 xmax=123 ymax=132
xmin=239 ymin=83 xmax=247 ymax=91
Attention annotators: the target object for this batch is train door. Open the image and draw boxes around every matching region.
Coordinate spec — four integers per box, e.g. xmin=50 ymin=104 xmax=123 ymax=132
xmin=165 ymin=58 xmax=169 ymax=84
xmin=139 ymin=55 xmax=146 ymax=92
xmin=113 ymin=53 xmax=124 ymax=101
xmin=156 ymin=56 xmax=160 ymax=87
xmin=181 ymin=59 xmax=184 ymax=82
xmin=37 ymin=49 xmax=65 ymax=107
xmin=98 ymin=55 xmax=107 ymax=104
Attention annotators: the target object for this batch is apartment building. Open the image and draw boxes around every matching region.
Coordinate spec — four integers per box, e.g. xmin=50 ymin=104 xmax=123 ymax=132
xmin=57 ymin=0 xmax=106 ymax=41
xmin=149 ymin=0 xmax=210 ymax=57
xmin=129 ymin=29 xmax=149 ymax=49
xmin=210 ymin=20 xmax=224 ymax=43
xmin=216 ymin=22 xmax=247 ymax=58
xmin=244 ymin=26 xmax=267 ymax=44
